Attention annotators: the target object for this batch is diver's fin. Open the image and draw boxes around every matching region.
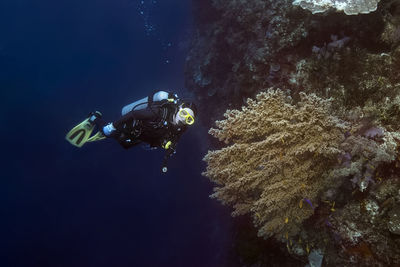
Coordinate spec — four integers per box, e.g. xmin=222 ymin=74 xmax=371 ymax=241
xmin=66 ymin=118 xmax=95 ymax=147
xmin=87 ymin=131 xmax=106 ymax=143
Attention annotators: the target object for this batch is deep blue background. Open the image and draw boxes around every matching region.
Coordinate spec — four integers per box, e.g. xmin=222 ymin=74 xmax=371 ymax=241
xmin=0 ymin=1 xmax=233 ymax=266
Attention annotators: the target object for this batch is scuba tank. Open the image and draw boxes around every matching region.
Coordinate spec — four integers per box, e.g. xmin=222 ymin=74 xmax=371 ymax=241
xmin=121 ymin=91 xmax=177 ymax=115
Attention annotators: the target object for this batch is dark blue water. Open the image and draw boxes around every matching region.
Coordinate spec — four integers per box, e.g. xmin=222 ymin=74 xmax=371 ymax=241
xmin=0 ymin=1 xmax=233 ymax=266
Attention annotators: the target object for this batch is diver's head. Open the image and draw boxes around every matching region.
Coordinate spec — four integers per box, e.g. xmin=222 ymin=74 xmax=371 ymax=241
xmin=173 ymin=102 xmax=196 ymax=126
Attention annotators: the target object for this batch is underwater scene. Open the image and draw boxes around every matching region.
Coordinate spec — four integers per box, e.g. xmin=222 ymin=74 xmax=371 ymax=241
xmin=2 ymin=0 xmax=400 ymax=266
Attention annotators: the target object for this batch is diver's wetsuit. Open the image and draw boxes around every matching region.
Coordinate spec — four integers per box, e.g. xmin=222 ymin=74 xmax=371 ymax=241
xmin=97 ymin=101 xmax=187 ymax=169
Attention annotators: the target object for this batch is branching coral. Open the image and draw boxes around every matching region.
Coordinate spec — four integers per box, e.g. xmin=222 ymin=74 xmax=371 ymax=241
xmin=203 ymin=89 xmax=400 ymax=242
xmin=203 ymin=89 xmax=350 ymax=239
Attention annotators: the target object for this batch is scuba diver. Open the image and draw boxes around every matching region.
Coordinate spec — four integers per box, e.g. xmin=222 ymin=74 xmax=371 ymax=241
xmin=66 ymin=91 xmax=196 ymax=173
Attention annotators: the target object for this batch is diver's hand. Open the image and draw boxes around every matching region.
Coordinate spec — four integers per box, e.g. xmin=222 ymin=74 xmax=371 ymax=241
xmin=162 ymin=166 xmax=168 ymax=173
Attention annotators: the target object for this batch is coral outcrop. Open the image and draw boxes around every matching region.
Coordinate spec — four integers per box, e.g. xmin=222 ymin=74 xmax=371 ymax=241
xmin=293 ymin=0 xmax=381 ymax=15
xmin=203 ymin=88 xmax=399 ymax=239
xmin=187 ymin=0 xmax=400 ymax=265
xmin=203 ymin=89 xmax=400 ymax=265
xmin=204 ymin=89 xmax=349 ymax=239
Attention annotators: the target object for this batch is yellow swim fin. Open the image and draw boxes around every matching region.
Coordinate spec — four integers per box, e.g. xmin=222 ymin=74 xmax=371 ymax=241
xmin=87 ymin=131 xmax=106 ymax=142
xmin=66 ymin=118 xmax=96 ymax=147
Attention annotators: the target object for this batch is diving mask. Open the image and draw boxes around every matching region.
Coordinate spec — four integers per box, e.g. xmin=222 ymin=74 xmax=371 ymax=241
xmin=178 ymin=108 xmax=195 ymax=125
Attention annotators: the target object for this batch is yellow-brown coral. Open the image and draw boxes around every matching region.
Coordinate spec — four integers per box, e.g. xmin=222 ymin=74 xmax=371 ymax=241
xmin=203 ymin=89 xmax=351 ymax=239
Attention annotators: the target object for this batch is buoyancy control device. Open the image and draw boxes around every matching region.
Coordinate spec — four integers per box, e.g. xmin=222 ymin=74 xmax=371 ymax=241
xmin=121 ymin=91 xmax=178 ymax=115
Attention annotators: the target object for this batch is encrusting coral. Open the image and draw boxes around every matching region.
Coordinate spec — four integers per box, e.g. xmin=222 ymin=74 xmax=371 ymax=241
xmin=292 ymin=0 xmax=381 ymax=15
xmin=203 ymin=89 xmax=400 ymax=242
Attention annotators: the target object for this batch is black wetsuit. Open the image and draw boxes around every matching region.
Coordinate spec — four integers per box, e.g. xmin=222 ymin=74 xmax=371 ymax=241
xmin=98 ymin=100 xmax=187 ymax=170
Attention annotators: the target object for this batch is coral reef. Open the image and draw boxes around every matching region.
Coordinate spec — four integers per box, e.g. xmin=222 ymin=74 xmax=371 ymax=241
xmin=204 ymin=89 xmax=350 ymax=239
xmin=187 ymin=0 xmax=400 ymax=265
xmin=203 ymin=88 xmax=399 ymax=231
xmin=186 ymin=0 xmax=400 ymax=126
xmin=185 ymin=0 xmax=312 ymax=124
xmin=203 ymin=89 xmax=400 ymax=265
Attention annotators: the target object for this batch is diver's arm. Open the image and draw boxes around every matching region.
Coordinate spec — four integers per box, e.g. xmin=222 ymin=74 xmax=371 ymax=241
xmin=118 ymin=136 xmax=141 ymax=149
xmin=160 ymin=130 xmax=185 ymax=173
xmin=161 ymin=146 xmax=176 ymax=173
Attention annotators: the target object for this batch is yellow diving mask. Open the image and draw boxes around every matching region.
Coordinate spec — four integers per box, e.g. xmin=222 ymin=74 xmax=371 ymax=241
xmin=178 ymin=108 xmax=195 ymax=125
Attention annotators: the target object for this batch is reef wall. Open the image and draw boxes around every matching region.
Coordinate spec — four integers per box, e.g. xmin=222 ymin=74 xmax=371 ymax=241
xmin=186 ymin=0 xmax=400 ymax=128
xmin=186 ymin=0 xmax=400 ymax=265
